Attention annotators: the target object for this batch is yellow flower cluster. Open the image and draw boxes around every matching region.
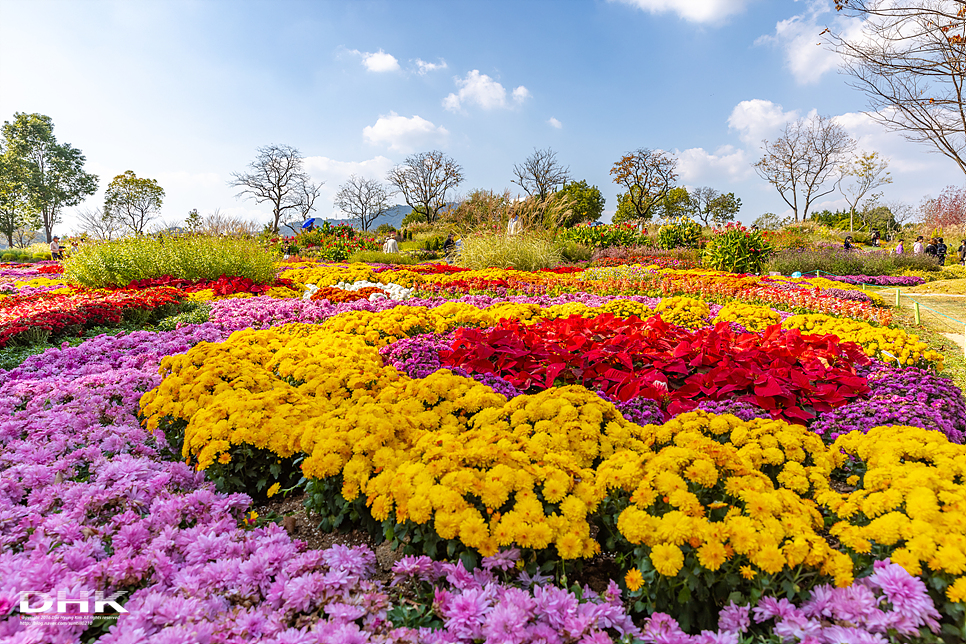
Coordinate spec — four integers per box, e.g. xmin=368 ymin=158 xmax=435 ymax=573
xmin=265 ymin=286 xmax=302 ymax=298
xmin=712 ymin=302 xmax=782 ymax=332
xmin=820 ymin=425 xmax=966 ymax=593
xmin=377 ymin=269 xmax=425 ymax=289
xmin=781 ymin=314 xmax=942 ymax=369
xmin=15 ymin=277 xmax=68 ymax=288
xmin=654 ymin=296 xmax=711 ymax=328
xmin=597 ymin=411 xmax=854 ymax=586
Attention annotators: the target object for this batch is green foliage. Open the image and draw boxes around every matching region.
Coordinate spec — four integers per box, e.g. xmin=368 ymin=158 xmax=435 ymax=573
xmin=374 ymin=223 xmax=398 ymax=236
xmin=303 ymin=476 xmax=385 ymax=540
xmin=810 ymin=209 xmax=851 ymax=229
xmin=1 ymin=112 xmax=98 ymax=241
xmin=402 ymin=208 xmax=428 ymax=227
xmin=63 ymin=234 xmax=279 ymax=287
xmin=156 ymin=302 xmax=211 ymax=331
xmin=457 ymin=232 xmax=562 ymax=271
xmin=612 ymin=190 xmax=638 ymax=225
xmin=554 ymin=239 xmax=594 ymax=263
xmin=657 ymin=217 xmax=701 ymax=250
xmin=702 ymin=224 xmax=774 ymax=274
xmin=556 ymin=180 xmax=604 ymax=227
xmin=348 ymin=250 xmax=419 ymax=265
xmin=558 ymin=222 xmax=646 ymax=249
xmin=657 ymin=187 xmax=695 ymax=220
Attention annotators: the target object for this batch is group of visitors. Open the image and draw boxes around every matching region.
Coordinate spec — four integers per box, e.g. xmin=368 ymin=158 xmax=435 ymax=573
xmin=843 ymin=233 xmax=966 ymax=266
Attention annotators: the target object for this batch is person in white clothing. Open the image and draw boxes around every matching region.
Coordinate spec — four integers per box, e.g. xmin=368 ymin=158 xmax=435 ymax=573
xmin=913 ymin=235 xmax=924 ymax=255
xmin=507 ymin=214 xmax=522 ymax=235
xmin=383 ymin=233 xmax=399 ymax=254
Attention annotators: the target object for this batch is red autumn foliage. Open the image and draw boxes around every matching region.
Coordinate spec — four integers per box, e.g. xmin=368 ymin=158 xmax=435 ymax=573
xmin=440 ymin=313 xmax=870 ymax=424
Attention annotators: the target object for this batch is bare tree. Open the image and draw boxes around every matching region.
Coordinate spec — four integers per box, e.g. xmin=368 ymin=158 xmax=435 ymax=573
xmin=334 ymin=175 xmax=391 ymax=231
xmin=829 ymin=1 xmax=966 ymax=175
xmin=74 ymin=207 xmax=121 ymax=241
xmin=386 ymin=150 xmax=464 ymax=224
xmin=840 ymin=151 xmax=892 ymax=231
xmin=755 ymin=115 xmax=857 ymax=222
xmin=609 ymin=148 xmax=678 ymax=223
xmin=511 ymin=147 xmax=571 ymax=201
xmin=229 ymin=144 xmax=323 ymax=234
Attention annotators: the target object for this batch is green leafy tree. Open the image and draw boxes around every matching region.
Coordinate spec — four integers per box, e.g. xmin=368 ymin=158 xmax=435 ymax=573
xmin=104 ymin=170 xmax=165 ymax=235
xmin=752 ymin=212 xmax=790 ymax=230
xmin=556 ymin=180 xmax=604 ymax=227
xmin=656 ymin=186 xmax=696 ymax=221
xmin=185 ymin=208 xmax=202 ymax=232
xmin=1 ymin=112 xmax=98 ymax=242
xmin=609 ymin=148 xmax=678 ymax=223
xmin=612 ymin=188 xmax=640 ymax=225
xmin=0 ymin=153 xmax=41 ymax=248
xmin=691 ymin=187 xmax=742 ymax=227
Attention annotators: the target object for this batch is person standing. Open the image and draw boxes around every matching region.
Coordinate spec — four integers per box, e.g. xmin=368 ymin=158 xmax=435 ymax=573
xmin=913 ymin=235 xmax=924 ymax=254
xmin=958 ymin=239 xmax=966 ymax=265
xmin=507 ymin=214 xmax=522 ymax=236
xmin=925 ymin=238 xmax=938 ymax=257
xmin=936 ymin=238 xmax=948 ymax=266
xmin=894 ymin=239 xmax=904 ymax=255
xmin=49 ymin=236 xmax=63 ymax=261
xmin=383 ymin=232 xmax=399 ymax=254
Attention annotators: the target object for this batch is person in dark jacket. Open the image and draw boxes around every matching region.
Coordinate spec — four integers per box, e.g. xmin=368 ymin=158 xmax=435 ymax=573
xmin=843 ymin=236 xmax=854 ymax=250
xmin=924 ymin=238 xmax=938 ymax=257
xmin=958 ymin=239 xmax=966 ymax=265
xmin=936 ymin=238 xmax=948 ymax=265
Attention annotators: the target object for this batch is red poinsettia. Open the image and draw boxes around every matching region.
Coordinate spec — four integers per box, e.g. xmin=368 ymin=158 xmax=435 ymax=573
xmin=440 ymin=313 xmax=870 ymax=425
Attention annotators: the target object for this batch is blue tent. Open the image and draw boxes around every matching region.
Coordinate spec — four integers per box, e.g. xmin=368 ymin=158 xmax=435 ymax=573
xmin=301 ymin=218 xmax=317 ymax=230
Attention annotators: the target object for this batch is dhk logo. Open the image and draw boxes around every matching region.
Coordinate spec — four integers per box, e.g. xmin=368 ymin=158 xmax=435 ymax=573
xmin=19 ymin=590 xmax=128 ymax=614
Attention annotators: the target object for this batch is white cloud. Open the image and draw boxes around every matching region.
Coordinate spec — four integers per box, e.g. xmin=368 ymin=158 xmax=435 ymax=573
xmin=608 ymin=0 xmax=752 ymax=23
xmin=547 ymin=117 xmax=563 ymax=129
xmin=362 ymin=112 xmax=449 ymax=153
xmin=414 ymin=58 xmax=447 ymax=74
xmin=361 ymin=49 xmax=400 ymax=72
xmin=443 ymin=70 xmax=528 ymax=112
xmin=755 ymin=0 xmax=863 ymax=85
xmin=727 ymin=99 xmax=801 ymax=146
xmin=676 ymin=145 xmax=754 ymax=183
xmin=512 ymin=86 xmax=531 ymax=103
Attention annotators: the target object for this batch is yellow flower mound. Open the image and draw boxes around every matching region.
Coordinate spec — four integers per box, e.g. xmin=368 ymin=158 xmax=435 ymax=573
xmin=595 ymin=298 xmax=653 ymax=320
xmin=821 ymin=425 xmax=966 ymax=587
xmin=597 ymin=411 xmax=853 ymax=586
xmin=654 ymin=296 xmax=710 ymax=329
xmin=378 ymin=269 xmax=425 ymax=289
xmin=323 ymin=303 xmax=497 ymax=347
xmin=781 ymin=313 xmax=942 ymax=369
xmin=15 ymin=277 xmax=68 ymax=288
xmin=265 ymin=286 xmax=302 ymax=298
xmin=713 ymin=302 xmax=782 ymax=332
xmin=141 ymin=320 xmax=652 ymax=559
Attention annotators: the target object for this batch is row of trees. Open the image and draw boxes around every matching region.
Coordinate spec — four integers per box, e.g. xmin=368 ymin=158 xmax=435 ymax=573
xmin=1 ymin=112 xmax=170 ymax=246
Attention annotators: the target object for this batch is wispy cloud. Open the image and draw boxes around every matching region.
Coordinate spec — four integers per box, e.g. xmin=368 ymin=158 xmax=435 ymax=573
xmin=414 ymin=58 xmax=447 ymax=74
xmin=547 ymin=117 xmax=563 ymax=129
xmin=609 ymin=0 xmax=753 ymax=23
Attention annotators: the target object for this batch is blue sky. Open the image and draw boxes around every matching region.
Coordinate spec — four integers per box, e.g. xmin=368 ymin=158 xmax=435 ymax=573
xmin=1 ymin=0 xmax=963 ymax=234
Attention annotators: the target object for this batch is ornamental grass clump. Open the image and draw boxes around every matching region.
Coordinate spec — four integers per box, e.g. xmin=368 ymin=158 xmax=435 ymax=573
xmin=456 ymin=232 xmax=563 ymax=271
xmin=765 ymin=246 xmax=941 ymax=277
xmin=64 ymin=234 xmax=278 ymax=288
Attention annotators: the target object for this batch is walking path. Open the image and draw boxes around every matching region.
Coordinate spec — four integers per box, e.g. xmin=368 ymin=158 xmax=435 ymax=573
xmin=877 ymin=289 xmax=966 ymax=355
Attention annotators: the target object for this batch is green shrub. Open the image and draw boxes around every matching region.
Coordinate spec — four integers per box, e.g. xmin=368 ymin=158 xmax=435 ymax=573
xmin=657 ymin=217 xmax=701 ymax=250
xmin=63 ymin=234 xmax=279 ymax=288
xmin=702 ymin=224 xmax=773 ymax=274
xmin=555 ymin=240 xmax=594 ymax=263
xmin=457 ymin=232 xmax=562 ymax=271
xmin=157 ymin=302 xmax=211 ymax=331
xmin=558 ymin=222 xmax=646 ymax=249
xmin=348 ymin=250 xmax=419 ymax=265
xmin=1 ymin=252 xmax=19 ymax=262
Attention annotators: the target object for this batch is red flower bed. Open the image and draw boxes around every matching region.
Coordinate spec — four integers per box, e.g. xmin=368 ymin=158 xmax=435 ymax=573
xmin=539 ymin=266 xmax=585 ymax=274
xmin=440 ymin=313 xmax=870 ymax=424
xmin=0 ymin=287 xmax=183 ymax=347
xmin=37 ymin=265 xmax=64 ymax=274
xmin=116 ymin=274 xmax=275 ymax=296
xmin=406 ymin=264 xmax=472 ymax=275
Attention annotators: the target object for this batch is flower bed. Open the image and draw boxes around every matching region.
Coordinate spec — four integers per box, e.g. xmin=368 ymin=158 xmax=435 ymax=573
xmin=2 ymin=256 xmax=966 ymax=642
